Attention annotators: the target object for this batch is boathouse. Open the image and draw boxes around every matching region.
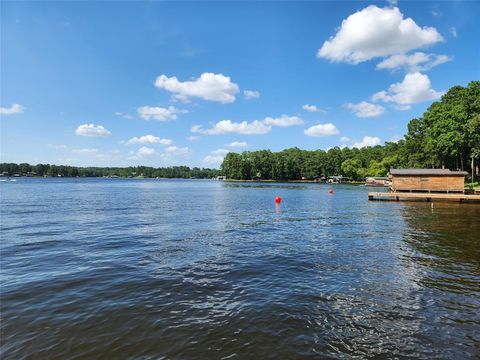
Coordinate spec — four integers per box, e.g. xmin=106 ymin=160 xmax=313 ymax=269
xmin=389 ymin=169 xmax=468 ymax=193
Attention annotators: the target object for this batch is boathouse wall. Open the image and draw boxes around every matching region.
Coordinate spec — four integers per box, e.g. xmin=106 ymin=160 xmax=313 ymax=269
xmin=389 ymin=169 xmax=467 ymax=193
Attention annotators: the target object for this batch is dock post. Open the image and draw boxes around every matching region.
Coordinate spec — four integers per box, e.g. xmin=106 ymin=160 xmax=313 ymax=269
xmin=396 ymin=196 xmax=399 ymax=201
xmin=368 ymin=195 xmax=373 ymax=201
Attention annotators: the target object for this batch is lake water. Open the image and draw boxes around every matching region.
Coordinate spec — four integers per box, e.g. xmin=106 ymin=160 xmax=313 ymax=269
xmin=1 ymin=178 xmax=479 ymax=359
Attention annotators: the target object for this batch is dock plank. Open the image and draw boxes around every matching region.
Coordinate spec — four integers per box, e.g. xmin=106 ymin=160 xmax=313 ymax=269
xmin=368 ymin=192 xmax=480 ymax=202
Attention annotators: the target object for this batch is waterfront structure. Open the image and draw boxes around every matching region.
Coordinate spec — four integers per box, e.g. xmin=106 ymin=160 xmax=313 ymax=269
xmin=389 ymin=169 xmax=468 ymax=193
xmin=368 ymin=191 xmax=480 ymax=203
xmin=327 ymin=176 xmax=349 ymax=184
xmin=365 ymin=176 xmax=390 ymax=187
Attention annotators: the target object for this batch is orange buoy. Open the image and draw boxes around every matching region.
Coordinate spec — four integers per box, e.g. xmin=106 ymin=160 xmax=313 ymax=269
xmin=275 ymin=196 xmax=282 ymax=204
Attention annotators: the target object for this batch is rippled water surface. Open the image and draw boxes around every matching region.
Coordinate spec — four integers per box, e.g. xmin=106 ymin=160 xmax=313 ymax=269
xmin=1 ymin=178 xmax=479 ymax=359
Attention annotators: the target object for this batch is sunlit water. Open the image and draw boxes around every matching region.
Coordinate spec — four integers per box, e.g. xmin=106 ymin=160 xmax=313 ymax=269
xmin=1 ymin=178 xmax=479 ymax=359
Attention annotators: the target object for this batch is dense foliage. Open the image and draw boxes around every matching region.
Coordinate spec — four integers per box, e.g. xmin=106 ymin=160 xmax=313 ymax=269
xmin=221 ymin=81 xmax=480 ymax=181
xmin=220 ymin=145 xmax=403 ymax=181
xmin=0 ymin=163 xmax=220 ymax=179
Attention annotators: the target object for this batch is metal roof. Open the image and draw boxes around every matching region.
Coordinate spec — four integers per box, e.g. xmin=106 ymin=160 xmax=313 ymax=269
xmin=389 ymin=169 xmax=468 ymax=176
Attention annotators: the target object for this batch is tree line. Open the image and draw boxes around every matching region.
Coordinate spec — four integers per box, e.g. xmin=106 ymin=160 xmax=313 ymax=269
xmin=1 ymin=82 xmax=478 ymax=182
xmin=220 ymin=81 xmax=479 ymax=181
xmin=0 ymin=163 xmax=220 ymax=179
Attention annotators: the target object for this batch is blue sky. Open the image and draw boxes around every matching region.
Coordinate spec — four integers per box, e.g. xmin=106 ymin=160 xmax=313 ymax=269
xmin=1 ymin=1 xmax=479 ymax=168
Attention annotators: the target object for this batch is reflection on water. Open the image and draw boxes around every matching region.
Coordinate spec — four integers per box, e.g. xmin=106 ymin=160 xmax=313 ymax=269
xmin=397 ymin=202 xmax=480 ymax=357
xmin=401 ymin=203 xmax=480 ymax=266
xmin=1 ymin=179 xmax=479 ymax=359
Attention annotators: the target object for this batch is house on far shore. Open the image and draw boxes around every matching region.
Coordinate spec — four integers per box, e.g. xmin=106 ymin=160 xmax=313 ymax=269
xmin=365 ymin=176 xmax=390 ymax=187
xmin=301 ymin=176 xmax=325 ymax=182
xmin=327 ymin=175 xmax=349 ymax=184
xmin=389 ymin=169 xmax=468 ymax=193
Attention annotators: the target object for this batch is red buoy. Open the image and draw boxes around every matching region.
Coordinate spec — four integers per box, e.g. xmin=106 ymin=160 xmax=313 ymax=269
xmin=275 ymin=196 xmax=282 ymax=204
xmin=328 ymin=189 xmax=334 ymax=195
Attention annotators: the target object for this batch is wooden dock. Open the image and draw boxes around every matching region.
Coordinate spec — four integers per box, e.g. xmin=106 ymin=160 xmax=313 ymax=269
xmin=368 ymin=192 xmax=480 ymax=203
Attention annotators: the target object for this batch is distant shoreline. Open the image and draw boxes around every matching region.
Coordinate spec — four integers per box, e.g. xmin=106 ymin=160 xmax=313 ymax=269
xmin=0 ymin=175 xmax=366 ymax=184
xmin=0 ymin=175 xmax=214 ymax=180
xmin=0 ymin=163 xmax=219 ymax=179
xmin=223 ymin=179 xmax=365 ymax=185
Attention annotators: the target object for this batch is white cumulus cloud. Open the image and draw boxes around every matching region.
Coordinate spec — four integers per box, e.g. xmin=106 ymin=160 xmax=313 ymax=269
xmin=137 ymin=146 xmax=156 ymax=157
xmin=352 ymin=136 xmax=381 ymax=148
xmin=155 ymin=72 xmax=239 ymax=103
xmin=376 ymin=52 xmax=451 ymax=72
xmin=302 ymin=104 xmax=325 ymax=113
xmin=262 ymin=115 xmax=304 ymax=127
xmin=203 ymin=155 xmax=225 ymax=166
xmin=0 ymin=103 xmax=24 ymax=115
xmin=304 ymin=123 xmax=339 ymax=137
xmin=75 ymin=124 xmax=111 ymax=137
xmin=317 ymin=5 xmax=443 ymax=64
xmin=344 ymin=101 xmax=385 ymax=118
xmin=192 ymin=120 xmax=271 ymax=135
xmin=244 ymin=90 xmax=260 ymax=99
xmin=137 ymin=146 xmax=155 ymax=157
xmin=192 ymin=114 xmax=303 ymax=135
xmin=164 ymin=146 xmax=189 ymax=155
xmin=226 ymin=141 xmax=248 ymax=148
xmin=371 ymin=72 xmax=443 ymax=110
xmin=340 ymin=136 xmax=351 ymax=143
xmin=114 ymin=111 xmax=134 ymax=120
xmin=203 ymin=149 xmax=230 ymax=166
xmin=211 ymin=149 xmax=230 ymax=155
xmin=126 ymin=135 xmax=172 ymax=145
xmin=137 ymin=106 xmax=187 ymax=121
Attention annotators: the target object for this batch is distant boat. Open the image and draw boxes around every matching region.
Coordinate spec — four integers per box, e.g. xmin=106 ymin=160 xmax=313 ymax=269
xmin=215 ymin=176 xmax=226 ymax=181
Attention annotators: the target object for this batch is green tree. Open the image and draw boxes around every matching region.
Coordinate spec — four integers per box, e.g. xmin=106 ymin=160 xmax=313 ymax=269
xmin=341 ymin=159 xmax=363 ymax=181
xmin=221 ymin=153 xmax=243 ymax=179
